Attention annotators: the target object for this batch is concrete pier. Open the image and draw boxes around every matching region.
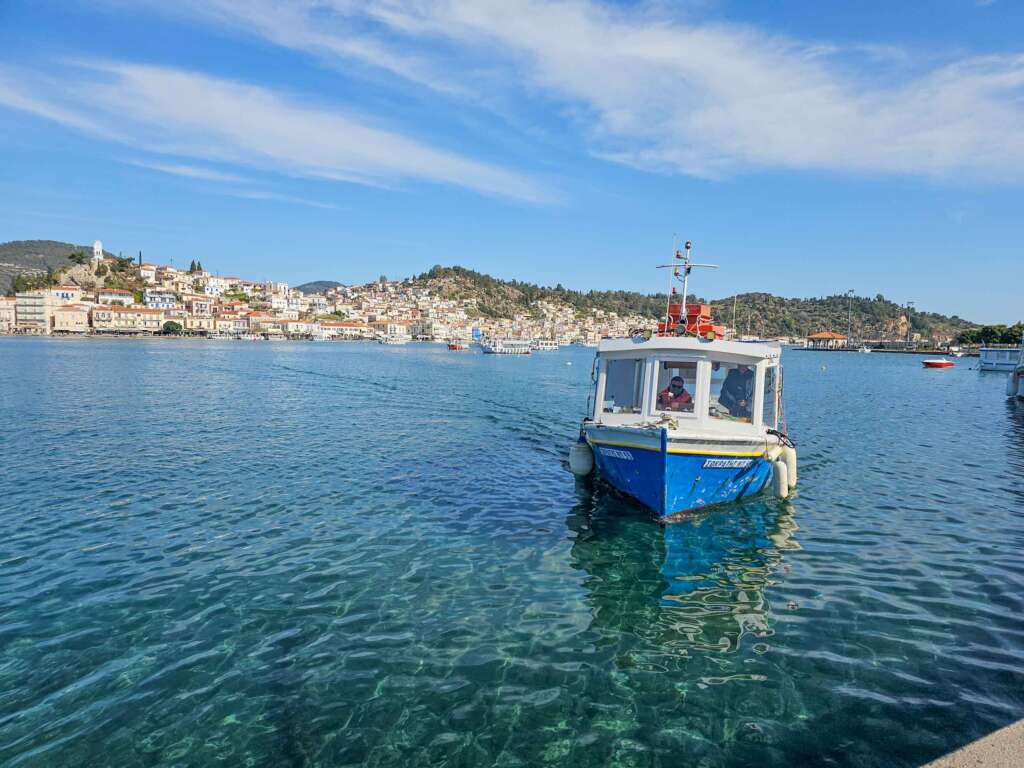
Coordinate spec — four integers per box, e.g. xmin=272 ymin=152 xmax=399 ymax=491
xmin=922 ymin=719 xmax=1024 ymax=767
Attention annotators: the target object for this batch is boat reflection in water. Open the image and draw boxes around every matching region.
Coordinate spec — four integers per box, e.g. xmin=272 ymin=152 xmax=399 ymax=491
xmin=566 ymin=484 xmax=800 ymax=670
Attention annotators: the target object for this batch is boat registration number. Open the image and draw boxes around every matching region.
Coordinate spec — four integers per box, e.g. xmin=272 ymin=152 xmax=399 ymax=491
xmin=597 ymin=447 xmax=633 ymax=461
xmin=703 ymin=459 xmax=753 ymax=469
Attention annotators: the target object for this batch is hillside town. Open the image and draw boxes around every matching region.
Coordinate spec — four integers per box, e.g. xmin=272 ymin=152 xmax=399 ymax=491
xmin=0 ymin=241 xmax=650 ymax=344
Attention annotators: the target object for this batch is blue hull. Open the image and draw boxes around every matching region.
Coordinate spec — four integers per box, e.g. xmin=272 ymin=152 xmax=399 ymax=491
xmin=587 ymin=430 xmax=772 ymax=520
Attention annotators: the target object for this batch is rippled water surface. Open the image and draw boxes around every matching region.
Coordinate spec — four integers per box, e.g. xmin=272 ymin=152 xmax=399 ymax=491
xmin=2 ymin=338 xmax=1023 ymax=767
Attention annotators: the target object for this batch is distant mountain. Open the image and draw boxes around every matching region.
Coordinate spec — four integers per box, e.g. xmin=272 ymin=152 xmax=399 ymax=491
xmin=411 ymin=265 xmax=978 ymax=341
xmin=0 ymin=240 xmax=114 ymax=293
xmin=295 ymin=280 xmax=343 ymax=294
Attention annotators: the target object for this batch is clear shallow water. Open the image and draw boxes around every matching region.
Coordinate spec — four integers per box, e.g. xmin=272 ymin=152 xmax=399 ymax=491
xmin=1 ymin=338 xmax=1022 ymax=767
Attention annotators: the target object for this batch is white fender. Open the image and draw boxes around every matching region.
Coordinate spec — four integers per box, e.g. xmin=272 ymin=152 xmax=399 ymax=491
xmin=569 ymin=441 xmax=594 ymax=476
xmin=782 ymin=446 xmax=798 ymax=489
xmin=772 ymin=460 xmax=789 ymax=499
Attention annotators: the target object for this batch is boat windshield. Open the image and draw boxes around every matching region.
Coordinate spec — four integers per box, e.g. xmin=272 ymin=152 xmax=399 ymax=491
xmin=708 ymin=361 xmax=754 ymax=424
xmin=602 ymin=358 xmax=644 ymax=414
xmin=655 ymin=360 xmax=697 ymax=413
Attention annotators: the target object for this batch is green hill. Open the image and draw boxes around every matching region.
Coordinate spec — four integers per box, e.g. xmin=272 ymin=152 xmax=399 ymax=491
xmin=709 ymin=292 xmax=976 ymax=341
xmin=0 ymin=240 xmax=115 ymax=293
xmin=295 ymin=280 xmax=343 ymax=294
xmin=411 ymin=265 xmax=977 ymax=341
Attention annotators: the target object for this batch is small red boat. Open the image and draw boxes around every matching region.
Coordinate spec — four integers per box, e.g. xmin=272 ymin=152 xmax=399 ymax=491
xmin=922 ymin=359 xmax=955 ymax=368
xmin=447 ymin=341 xmax=469 ymax=351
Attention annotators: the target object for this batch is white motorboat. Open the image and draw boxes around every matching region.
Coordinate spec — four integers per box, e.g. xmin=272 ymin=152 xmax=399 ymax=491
xmin=379 ymin=334 xmax=410 ymax=345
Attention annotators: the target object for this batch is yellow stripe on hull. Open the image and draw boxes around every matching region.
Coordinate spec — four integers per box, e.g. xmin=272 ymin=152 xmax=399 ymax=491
xmin=588 ymin=437 xmax=763 ymax=458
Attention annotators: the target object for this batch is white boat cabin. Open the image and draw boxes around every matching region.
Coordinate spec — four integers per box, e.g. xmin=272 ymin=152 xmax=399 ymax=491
xmin=979 ymin=346 xmax=1021 ymax=372
xmin=589 ymin=337 xmax=782 ymax=437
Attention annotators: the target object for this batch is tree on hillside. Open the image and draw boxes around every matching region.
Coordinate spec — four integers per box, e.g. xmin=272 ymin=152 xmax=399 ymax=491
xmin=162 ymin=321 xmax=182 ymax=334
xmin=67 ymin=252 xmax=88 ymax=266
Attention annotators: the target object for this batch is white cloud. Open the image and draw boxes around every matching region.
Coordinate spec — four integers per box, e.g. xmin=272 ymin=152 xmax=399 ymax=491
xmin=155 ymin=0 xmax=1024 ymax=182
xmin=0 ymin=60 xmax=551 ymax=203
xmin=222 ymin=188 xmax=341 ymax=209
xmin=127 ymin=160 xmax=252 ymax=183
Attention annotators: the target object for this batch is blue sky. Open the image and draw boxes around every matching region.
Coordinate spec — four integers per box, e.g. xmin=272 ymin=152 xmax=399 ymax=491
xmin=0 ymin=0 xmax=1021 ymax=322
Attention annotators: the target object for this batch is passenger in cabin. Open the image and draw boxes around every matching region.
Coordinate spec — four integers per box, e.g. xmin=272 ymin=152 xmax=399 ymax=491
xmin=658 ymin=376 xmax=693 ymax=412
xmin=719 ymin=364 xmax=754 ymax=418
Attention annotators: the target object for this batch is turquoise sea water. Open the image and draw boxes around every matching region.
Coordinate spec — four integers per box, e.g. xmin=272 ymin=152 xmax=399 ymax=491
xmin=1 ymin=338 xmax=1023 ymax=767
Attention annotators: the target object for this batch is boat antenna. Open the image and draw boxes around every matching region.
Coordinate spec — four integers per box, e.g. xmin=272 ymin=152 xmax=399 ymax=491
xmin=656 ymin=240 xmax=718 ymax=335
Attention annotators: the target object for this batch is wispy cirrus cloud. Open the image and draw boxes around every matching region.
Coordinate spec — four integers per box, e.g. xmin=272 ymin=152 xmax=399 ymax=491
xmin=150 ymin=0 xmax=1024 ymax=182
xmin=222 ymin=188 xmax=342 ymax=210
xmin=0 ymin=60 xmax=552 ymax=203
xmin=127 ymin=159 xmax=252 ymax=183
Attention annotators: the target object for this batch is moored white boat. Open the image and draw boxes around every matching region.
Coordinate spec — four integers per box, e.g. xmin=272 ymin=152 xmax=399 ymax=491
xmin=482 ymin=339 xmax=532 ymax=355
xmin=568 ymin=242 xmax=797 ymax=521
xmin=979 ymin=345 xmax=1021 ymax=371
xmin=379 ymin=333 xmax=410 ymax=345
xmin=532 ymin=339 xmax=559 ymax=351
xmin=1007 ymin=333 xmax=1024 ymax=398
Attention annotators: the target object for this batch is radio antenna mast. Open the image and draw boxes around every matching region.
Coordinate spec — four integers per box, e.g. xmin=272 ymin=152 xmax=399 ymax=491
xmin=656 ymin=241 xmax=718 ymax=335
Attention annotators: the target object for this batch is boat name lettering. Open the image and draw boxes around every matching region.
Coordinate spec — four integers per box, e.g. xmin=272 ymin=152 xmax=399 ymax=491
xmin=597 ymin=447 xmax=634 ymax=461
xmin=702 ymin=458 xmax=753 ymax=469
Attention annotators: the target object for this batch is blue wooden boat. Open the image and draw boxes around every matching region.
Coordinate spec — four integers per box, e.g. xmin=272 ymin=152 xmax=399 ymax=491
xmin=568 ymin=244 xmax=797 ymax=521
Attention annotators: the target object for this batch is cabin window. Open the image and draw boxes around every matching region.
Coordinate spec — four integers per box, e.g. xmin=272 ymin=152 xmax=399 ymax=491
xmin=708 ymin=361 xmax=754 ymax=423
xmin=602 ymin=358 xmax=644 ymax=414
xmin=762 ymin=367 xmax=778 ymax=429
xmin=655 ymin=360 xmax=697 ymax=414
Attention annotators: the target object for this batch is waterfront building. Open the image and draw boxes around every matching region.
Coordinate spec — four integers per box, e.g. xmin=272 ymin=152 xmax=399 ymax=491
xmin=91 ymin=305 xmax=164 ymax=333
xmin=213 ymin=316 xmax=239 ymax=335
xmin=370 ymin=319 xmax=413 ymax=338
xmin=0 ymin=297 xmax=16 ymax=333
xmin=15 ymin=290 xmax=61 ymax=334
xmin=52 ymin=305 xmax=91 ymax=334
xmin=320 ymin=320 xmax=368 ymax=339
xmin=805 ymin=331 xmax=848 ymax=350
xmin=281 ymin=319 xmax=313 ymax=336
xmin=139 ymin=263 xmax=158 ymax=284
xmin=184 ymin=316 xmax=215 ymax=333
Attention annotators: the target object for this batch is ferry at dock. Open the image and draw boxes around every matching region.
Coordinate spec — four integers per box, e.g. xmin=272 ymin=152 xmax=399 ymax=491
xmin=532 ymin=339 xmax=559 ymax=352
xmin=569 ymin=242 xmax=797 ymax=521
xmin=482 ymin=339 xmax=532 ymax=355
